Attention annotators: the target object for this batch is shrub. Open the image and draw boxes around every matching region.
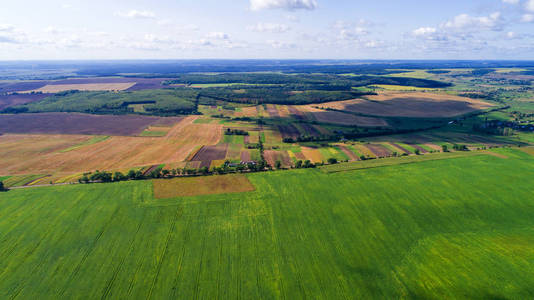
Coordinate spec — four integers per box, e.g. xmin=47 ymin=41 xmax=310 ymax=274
xmin=0 ymin=181 xmax=7 ymax=192
xmin=327 ymin=158 xmax=338 ymax=165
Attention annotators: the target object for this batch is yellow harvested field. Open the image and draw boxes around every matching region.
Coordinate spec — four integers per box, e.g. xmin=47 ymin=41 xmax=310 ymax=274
xmin=301 ymin=147 xmax=324 ymax=163
xmin=298 ymin=105 xmax=388 ymax=127
xmin=233 ymin=106 xmax=259 ymax=117
xmin=354 ymin=144 xmax=377 ymax=158
xmin=22 ymin=83 xmax=136 ymax=93
xmin=0 ymin=116 xmax=223 ymax=175
xmin=519 ymin=147 xmax=534 ymax=156
xmin=370 ymin=85 xmax=435 ymax=91
xmin=153 ymin=174 xmax=255 ymax=198
xmin=276 ymin=105 xmax=291 ymax=117
xmin=424 ymin=143 xmax=443 ymax=151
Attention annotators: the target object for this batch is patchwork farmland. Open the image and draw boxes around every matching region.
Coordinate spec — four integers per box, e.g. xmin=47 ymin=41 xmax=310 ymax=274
xmin=0 ymin=116 xmax=223 ymax=175
xmin=1 ymin=62 xmax=534 ymax=300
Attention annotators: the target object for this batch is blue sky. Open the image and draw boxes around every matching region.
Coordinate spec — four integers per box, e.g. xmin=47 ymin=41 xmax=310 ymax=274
xmin=0 ymin=0 xmax=533 ymax=60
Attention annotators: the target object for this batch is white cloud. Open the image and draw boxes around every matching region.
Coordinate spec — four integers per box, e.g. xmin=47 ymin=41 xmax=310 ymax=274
xmin=267 ymin=40 xmax=296 ymax=49
xmin=502 ymin=0 xmax=519 ymax=4
xmin=0 ymin=24 xmax=24 ymax=44
xmin=522 ymin=14 xmax=534 ymax=22
xmin=116 ymin=10 xmax=156 ymax=19
xmin=442 ymin=12 xmax=503 ymax=31
xmin=250 ymin=0 xmax=317 ymax=11
xmin=413 ymin=27 xmax=437 ymax=36
xmin=412 ymin=27 xmax=448 ymax=41
xmin=0 ymin=24 xmax=15 ymax=32
xmin=286 ymin=15 xmax=300 ymax=22
xmin=332 ymin=21 xmax=371 ymax=41
xmin=44 ymin=26 xmax=62 ymax=34
xmin=339 ymin=27 xmax=368 ymax=40
xmin=248 ymin=23 xmax=290 ymax=33
xmin=206 ymin=32 xmax=230 ymax=40
xmin=527 ymin=0 xmax=534 ymax=12
xmin=0 ymin=36 xmax=17 ymax=43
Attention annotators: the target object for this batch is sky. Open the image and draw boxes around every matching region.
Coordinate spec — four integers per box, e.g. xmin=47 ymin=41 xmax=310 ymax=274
xmin=1 ymin=0 xmax=534 ymax=60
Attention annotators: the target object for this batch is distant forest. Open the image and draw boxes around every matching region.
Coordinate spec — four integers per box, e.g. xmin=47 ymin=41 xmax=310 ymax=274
xmin=1 ymin=73 xmax=455 ymax=115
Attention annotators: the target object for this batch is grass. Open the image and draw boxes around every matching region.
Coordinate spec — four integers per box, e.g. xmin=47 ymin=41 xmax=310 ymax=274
xmin=387 ymin=69 xmax=435 ymax=79
xmin=1 ymin=149 xmax=534 ymax=298
xmin=320 ymin=151 xmax=486 ymax=173
xmin=139 ymin=130 xmax=167 ymax=137
xmin=59 ymin=136 xmax=110 ymax=153
xmin=222 ymin=135 xmax=245 ymax=144
xmin=369 ymin=84 xmax=435 ymax=91
xmin=193 ymin=118 xmax=214 ymax=124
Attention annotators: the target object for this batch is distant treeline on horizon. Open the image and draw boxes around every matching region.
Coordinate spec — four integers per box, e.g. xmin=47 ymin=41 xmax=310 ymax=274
xmin=1 ymin=59 xmax=534 ymax=80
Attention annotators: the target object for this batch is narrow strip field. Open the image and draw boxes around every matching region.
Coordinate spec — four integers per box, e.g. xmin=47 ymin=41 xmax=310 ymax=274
xmin=0 ymin=149 xmax=533 ymax=298
xmin=320 ymin=151 xmax=487 ymax=173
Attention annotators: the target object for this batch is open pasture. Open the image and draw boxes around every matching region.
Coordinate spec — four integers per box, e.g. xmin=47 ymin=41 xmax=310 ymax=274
xmin=0 ymin=113 xmax=183 ymax=136
xmin=318 ymin=92 xmax=493 ymax=118
xmin=0 ymin=150 xmax=533 ymax=298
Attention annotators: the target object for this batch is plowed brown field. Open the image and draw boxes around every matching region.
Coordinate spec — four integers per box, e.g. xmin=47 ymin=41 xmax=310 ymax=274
xmin=298 ymin=105 xmax=388 ymax=127
xmin=316 ymin=92 xmax=493 ymax=118
xmin=0 ymin=113 xmax=183 ymax=136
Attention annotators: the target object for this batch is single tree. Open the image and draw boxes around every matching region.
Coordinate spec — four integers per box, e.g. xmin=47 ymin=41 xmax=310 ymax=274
xmin=113 ymin=172 xmax=126 ymax=182
xmin=442 ymin=145 xmax=449 ymax=152
xmin=327 ymin=158 xmax=338 ymax=165
xmin=128 ymin=170 xmax=137 ymax=180
xmin=0 ymin=181 xmax=6 ymax=191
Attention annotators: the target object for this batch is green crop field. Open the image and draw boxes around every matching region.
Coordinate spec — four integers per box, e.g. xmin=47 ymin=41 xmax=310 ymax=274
xmin=1 ymin=149 xmax=534 ymax=299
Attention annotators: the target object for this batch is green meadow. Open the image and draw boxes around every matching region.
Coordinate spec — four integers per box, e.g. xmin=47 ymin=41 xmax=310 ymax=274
xmin=1 ymin=149 xmax=534 ymax=299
